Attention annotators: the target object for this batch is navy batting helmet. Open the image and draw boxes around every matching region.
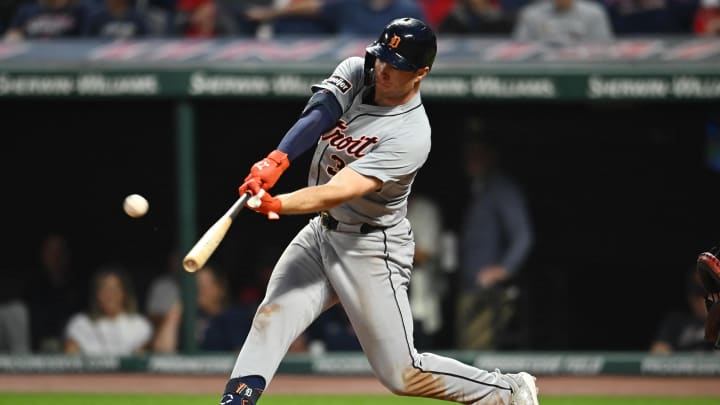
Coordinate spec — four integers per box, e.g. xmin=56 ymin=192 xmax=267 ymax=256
xmin=364 ymin=17 xmax=437 ymax=82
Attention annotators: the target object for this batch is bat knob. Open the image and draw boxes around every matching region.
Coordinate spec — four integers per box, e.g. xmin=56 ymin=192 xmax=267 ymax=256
xmin=247 ymin=189 xmax=266 ymax=209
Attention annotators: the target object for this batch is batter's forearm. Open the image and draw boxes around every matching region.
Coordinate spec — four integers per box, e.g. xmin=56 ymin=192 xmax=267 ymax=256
xmin=277 ymin=167 xmax=380 ymax=215
xmin=276 ymin=185 xmax=349 ymax=215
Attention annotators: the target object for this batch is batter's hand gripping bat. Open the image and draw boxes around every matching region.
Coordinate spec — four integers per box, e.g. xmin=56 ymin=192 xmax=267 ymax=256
xmin=182 ymin=192 xmax=251 ymax=273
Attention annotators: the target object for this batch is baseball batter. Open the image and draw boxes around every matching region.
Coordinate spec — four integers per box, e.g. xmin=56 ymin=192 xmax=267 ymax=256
xmin=220 ymin=18 xmax=540 ymax=405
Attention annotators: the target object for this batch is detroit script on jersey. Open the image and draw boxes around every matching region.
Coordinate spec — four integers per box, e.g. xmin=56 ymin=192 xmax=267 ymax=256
xmin=308 ymin=56 xmax=431 ymax=227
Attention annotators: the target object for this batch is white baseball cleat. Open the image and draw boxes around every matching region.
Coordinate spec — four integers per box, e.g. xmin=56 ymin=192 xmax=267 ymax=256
xmin=507 ymin=372 xmax=539 ymax=405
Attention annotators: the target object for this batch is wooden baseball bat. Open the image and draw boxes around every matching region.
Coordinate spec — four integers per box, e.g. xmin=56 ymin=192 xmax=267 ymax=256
xmin=183 ymin=193 xmax=251 ymax=273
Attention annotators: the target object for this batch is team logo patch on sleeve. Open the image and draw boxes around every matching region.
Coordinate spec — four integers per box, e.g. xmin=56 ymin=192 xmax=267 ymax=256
xmin=323 ymin=75 xmax=352 ymax=94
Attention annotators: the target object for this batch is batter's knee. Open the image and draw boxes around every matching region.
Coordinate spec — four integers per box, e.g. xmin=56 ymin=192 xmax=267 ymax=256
xmin=375 ymin=366 xmax=443 ymax=398
xmin=376 ymin=373 xmax=407 ymax=396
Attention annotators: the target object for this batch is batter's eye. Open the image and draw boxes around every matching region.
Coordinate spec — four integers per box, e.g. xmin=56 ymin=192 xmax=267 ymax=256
xmin=326 ymin=154 xmax=346 ymax=176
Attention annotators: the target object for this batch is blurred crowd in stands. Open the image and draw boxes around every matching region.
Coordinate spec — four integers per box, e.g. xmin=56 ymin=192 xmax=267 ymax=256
xmin=0 ymin=221 xmax=380 ymax=355
xmin=0 ymin=0 xmax=718 ymax=42
xmin=0 ymin=118 xmax=536 ymax=356
xmin=0 ymin=115 xmax=716 ymax=356
xmin=0 ymin=231 xmax=400 ymax=355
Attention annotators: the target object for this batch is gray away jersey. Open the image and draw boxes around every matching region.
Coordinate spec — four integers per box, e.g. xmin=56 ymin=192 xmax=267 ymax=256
xmin=309 ymin=56 xmax=431 ymax=227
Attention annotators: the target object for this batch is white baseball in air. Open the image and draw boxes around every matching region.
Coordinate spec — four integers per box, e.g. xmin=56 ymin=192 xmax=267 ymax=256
xmin=123 ymin=194 xmax=149 ymax=218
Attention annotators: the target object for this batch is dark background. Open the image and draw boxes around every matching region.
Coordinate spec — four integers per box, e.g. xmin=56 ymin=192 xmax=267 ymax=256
xmin=3 ymin=97 xmax=719 ymax=351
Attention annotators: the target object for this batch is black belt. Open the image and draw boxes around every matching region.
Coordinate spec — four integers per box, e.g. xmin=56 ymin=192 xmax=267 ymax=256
xmin=320 ymin=211 xmax=386 ymax=234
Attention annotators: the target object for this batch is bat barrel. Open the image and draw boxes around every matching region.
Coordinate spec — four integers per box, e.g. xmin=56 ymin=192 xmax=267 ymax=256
xmin=182 ymin=195 xmax=249 ymax=273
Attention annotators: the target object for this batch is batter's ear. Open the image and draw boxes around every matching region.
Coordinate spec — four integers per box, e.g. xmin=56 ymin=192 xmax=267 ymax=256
xmin=415 ymin=67 xmax=430 ymax=83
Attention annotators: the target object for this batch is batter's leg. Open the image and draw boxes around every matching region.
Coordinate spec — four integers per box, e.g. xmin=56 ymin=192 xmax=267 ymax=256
xmin=324 ymin=222 xmax=526 ymax=405
xmin=224 ymin=223 xmax=337 ymax=401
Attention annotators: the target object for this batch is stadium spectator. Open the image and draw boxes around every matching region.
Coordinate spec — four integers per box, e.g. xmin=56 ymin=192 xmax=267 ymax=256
xmin=217 ymin=0 xmax=308 ymax=39
xmin=650 ymin=266 xmax=716 ymax=353
xmin=257 ymin=0 xmax=334 ymax=37
xmin=456 ymin=125 xmax=534 ymax=350
xmin=25 ymin=233 xmax=83 ymax=353
xmin=0 ymin=0 xmax=23 ymax=35
xmin=174 ymin=0 xmax=238 ymax=37
xmin=195 ymin=263 xmax=254 ymax=352
xmin=439 ymin=0 xmax=515 ymax=35
xmin=145 ymin=250 xmax=182 ymax=353
xmin=406 ymin=193 xmax=447 ymax=349
xmin=500 ymin=0 xmax=531 ymax=15
xmin=135 ymin=0 xmax=175 ymax=35
xmin=693 ymin=0 xmax=720 ymax=35
xmin=513 ymin=0 xmax=613 ymax=44
xmin=0 ymin=267 xmax=30 ymax=353
xmin=83 ymin=0 xmax=148 ymax=38
xmin=417 ymin=0 xmax=455 ymax=29
xmin=3 ymin=0 xmax=88 ymax=41
xmin=602 ymin=0 xmax=699 ymax=35
xmin=150 ymin=300 xmax=182 ymax=353
xmin=244 ymin=0 xmax=427 ymax=37
xmin=64 ymin=264 xmax=153 ymax=355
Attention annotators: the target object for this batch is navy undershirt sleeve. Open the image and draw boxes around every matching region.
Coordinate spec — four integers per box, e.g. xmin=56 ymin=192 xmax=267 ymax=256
xmin=277 ymin=91 xmax=342 ymax=162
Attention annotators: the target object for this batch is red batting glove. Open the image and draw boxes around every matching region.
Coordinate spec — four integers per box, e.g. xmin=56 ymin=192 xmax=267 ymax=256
xmin=238 ymin=149 xmax=290 ymax=195
xmin=244 ymin=182 xmax=282 ymax=220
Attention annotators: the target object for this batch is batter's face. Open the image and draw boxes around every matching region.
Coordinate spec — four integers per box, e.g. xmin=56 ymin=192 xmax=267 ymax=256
xmin=373 ymin=59 xmax=429 ymax=106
